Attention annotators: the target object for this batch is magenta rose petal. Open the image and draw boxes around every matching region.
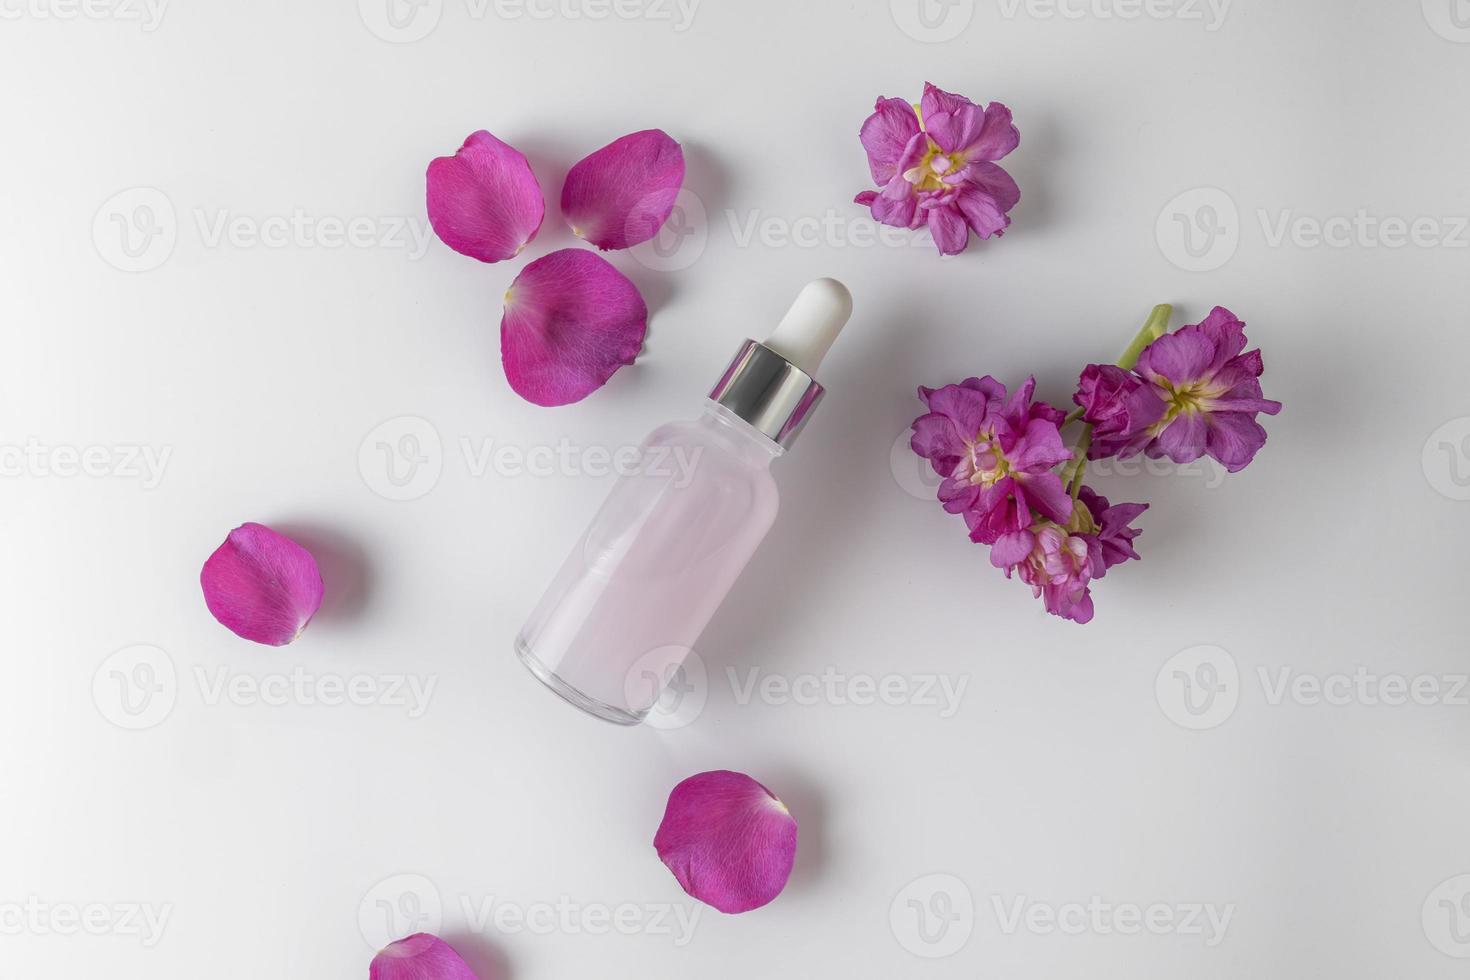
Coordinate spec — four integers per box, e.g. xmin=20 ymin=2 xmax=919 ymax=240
xmin=501 ymin=248 xmax=647 ymax=406
xmin=426 ymin=130 xmax=545 ymax=263
xmin=370 ymin=934 xmax=477 ymax=980
xmin=561 ymin=129 xmax=684 ymax=250
xmin=654 ymin=770 xmax=798 ymax=914
xmin=200 ymin=523 xmax=324 ymax=647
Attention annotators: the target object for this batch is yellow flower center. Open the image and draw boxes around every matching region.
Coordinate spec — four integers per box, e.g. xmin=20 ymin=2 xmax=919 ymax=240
xmin=1065 ymin=498 xmax=1098 ymax=536
xmin=903 ymin=138 xmax=965 ymax=194
xmin=1149 ymin=378 xmax=1223 ymax=435
xmin=965 ymin=430 xmax=1008 ymax=487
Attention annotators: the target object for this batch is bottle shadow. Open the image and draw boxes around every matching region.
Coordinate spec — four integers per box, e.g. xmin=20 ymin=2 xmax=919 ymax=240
xmin=695 ymin=289 xmax=923 ymax=675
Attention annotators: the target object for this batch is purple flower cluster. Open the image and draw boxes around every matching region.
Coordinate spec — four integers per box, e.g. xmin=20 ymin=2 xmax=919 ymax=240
xmin=854 ymin=83 xmax=1020 ymax=256
xmin=1075 ymin=307 xmax=1282 ymax=472
xmin=911 ymin=307 xmax=1280 ymax=623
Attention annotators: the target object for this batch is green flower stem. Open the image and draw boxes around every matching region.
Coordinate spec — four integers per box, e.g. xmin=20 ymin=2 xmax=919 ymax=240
xmin=1061 ymin=304 xmax=1173 ymax=501
xmin=1065 ymin=427 xmax=1092 ymax=500
xmin=1117 ymin=303 xmax=1173 ymax=373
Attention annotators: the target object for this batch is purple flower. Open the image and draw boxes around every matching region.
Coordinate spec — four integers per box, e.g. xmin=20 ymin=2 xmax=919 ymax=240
xmin=992 ymin=521 xmax=1096 ymax=623
xmin=990 ymin=487 xmax=1146 ymax=624
xmin=1078 ymin=486 xmax=1147 ymax=573
xmin=911 ymin=376 xmax=1072 ymax=545
xmin=1073 ymin=363 xmax=1165 ymax=459
xmin=854 ymin=82 xmax=1020 ymax=256
xmin=1074 ymin=307 xmax=1282 ymax=472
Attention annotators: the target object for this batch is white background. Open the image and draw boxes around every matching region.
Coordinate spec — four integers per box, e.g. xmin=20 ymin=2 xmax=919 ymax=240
xmin=3 ymin=0 xmax=1469 ymax=976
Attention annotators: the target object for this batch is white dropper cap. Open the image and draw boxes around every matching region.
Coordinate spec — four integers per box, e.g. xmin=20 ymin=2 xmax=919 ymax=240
xmin=762 ymin=278 xmax=853 ymax=378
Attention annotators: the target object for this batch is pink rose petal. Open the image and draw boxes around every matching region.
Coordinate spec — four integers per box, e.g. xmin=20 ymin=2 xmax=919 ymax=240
xmin=561 ymin=129 xmax=685 ymax=250
xmin=370 ymin=934 xmax=477 ymax=980
xmin=427 ymin=130 xmax=545 ymax=263
xmin=501 ymin=248 xmax=647 ymax=406
xmin=653 ymin=770 xmax=798 ymax=914
xmin=200 ymin=523 xmax=324 ymax=647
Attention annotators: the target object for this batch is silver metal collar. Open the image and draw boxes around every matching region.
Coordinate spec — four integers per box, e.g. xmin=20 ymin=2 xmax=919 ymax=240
xmin=708 ymin=339 xmax=824 ymax=449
